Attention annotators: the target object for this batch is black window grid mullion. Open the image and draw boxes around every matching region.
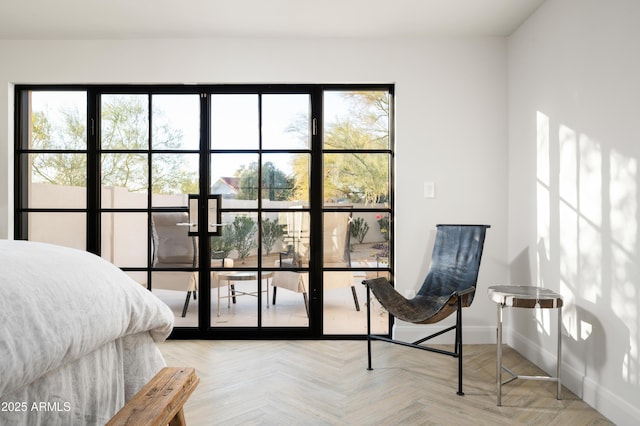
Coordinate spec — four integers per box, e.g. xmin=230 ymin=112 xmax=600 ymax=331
xmin=17 ymin=149 xmax=88 ymax=154
xmin=15 ymin=94 xmax=37 ymax=234
xmin=257 ymin=93 xmax=263 ymax=327
xmin=87 ymin=89 xmax=99 ymax=254
xmin=200 ymin=91 xmax=212 ymax=331
xmin=309 ymin=86 xmax=324 ymax=334
xmin=147 ymin=94 xmax=154 ymax=290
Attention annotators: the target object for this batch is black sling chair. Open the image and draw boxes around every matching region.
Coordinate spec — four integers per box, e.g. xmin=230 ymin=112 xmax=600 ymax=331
xmin=362 ymin=224 xmax=489 ymax=395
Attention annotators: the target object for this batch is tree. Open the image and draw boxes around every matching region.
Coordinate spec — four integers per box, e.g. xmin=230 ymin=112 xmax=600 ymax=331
xmin=31 ymin=108 xmax=87 ymax=186
xmin=235 ymin=161 xmax=295 ymax=201
xmin=323 ymin=92 xmax=390 ymax=204
xmin=289 ymin=91 xmax=390 ymax=204
xmin=30 ymin=96 xmax=198 ymax=195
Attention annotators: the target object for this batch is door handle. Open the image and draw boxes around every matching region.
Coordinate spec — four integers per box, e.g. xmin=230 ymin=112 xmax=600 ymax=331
xmin=187 ymin=194 xmax=222 ymax=236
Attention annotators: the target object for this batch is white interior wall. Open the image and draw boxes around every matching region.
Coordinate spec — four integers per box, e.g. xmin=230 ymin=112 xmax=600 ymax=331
xmin=0 ymin=36 xmax=508 ymax=342
xmin=4 ymin=6 xmax=634 ymax=422
xmin=0 ymin=3 xmax=634 ymax=421
xmin=508 ymin=0 xmax=640 ymax=424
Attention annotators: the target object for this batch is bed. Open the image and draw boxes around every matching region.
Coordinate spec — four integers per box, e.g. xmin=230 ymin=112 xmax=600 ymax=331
xmin=0 ymin=240 xmax=175 ymax=425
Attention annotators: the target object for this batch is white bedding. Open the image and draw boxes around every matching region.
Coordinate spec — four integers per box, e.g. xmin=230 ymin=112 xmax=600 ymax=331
xmin=0 ymin=240 xmax=174 ymax=425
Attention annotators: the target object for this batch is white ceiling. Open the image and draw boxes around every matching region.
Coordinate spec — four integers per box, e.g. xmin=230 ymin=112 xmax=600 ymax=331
xmin=0 ymin=0 xmax=546 ymax=40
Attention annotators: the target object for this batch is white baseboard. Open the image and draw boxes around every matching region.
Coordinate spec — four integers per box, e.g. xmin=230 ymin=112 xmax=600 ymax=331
xmin=509 ymin=329 xmax=640 ymax=426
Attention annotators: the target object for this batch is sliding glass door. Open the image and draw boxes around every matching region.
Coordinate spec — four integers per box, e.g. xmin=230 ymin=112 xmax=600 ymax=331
xmin=97 ymin=93 xmax=203 ymax=328
xmin=208 ymin=92 xmax=313 ymax=330
xmin=15 ymin=84 xmax=393 ymax=339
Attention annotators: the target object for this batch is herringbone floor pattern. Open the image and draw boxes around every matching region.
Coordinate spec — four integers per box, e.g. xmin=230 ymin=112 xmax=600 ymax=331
xmin=159 ymin=341 xmax=612 ymax=425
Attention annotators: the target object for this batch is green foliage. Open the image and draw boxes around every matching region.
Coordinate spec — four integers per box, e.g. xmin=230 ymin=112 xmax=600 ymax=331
xmin=261 ymin=218 xmax=285 ymax=255
xmin=211 ymin=226 xmax=235 ymax=259
xmin=289 ymin=91 xmax=390 ymax=204
xmin=228 ymin=216 xmax=258 ymax=261
xmin=349 ymin=217 xmax=370 ymax=244
xmin=30 ymin=96 xmax=198 ymax=194
xmin=376 ymin=215 xmax=389 ymax=241
xmin=235 ymin=161 xmax=295 ymax=201
xmin=31 ymin=109 xmax=87 ymax=186
xmin=323 ymin=92 xmax=390 ymax=204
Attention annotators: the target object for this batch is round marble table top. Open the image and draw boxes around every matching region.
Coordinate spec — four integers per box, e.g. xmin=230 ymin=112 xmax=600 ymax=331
xmin=487 ymin=285 xmax=563 ymax=309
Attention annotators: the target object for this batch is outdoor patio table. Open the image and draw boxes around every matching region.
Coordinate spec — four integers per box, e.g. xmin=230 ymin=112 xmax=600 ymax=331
xmin=214 ymin=271 xmax=274 ymax=317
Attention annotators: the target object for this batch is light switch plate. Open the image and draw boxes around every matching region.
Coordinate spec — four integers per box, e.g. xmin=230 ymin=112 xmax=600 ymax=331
xmin=424 ymin=181 xmax=435 ymax=198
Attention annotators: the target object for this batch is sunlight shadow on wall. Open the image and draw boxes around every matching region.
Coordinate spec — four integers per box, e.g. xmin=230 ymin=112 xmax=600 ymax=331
xmin=609 ymin=150 xmax=638 ymax=384
xmin=536 ymin=110 xmax=638 ymax=387
xmin=535 ymin=111 xmax=553 ymax=337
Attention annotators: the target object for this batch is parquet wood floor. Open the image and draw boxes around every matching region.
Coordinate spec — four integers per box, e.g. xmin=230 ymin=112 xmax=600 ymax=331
xmin=159 ymin=340 xmax=613 ymax=425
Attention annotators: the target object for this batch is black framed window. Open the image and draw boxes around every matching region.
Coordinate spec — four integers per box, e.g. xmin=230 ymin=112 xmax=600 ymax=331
xmin=14 ymin=84 xmax=394 ymax=340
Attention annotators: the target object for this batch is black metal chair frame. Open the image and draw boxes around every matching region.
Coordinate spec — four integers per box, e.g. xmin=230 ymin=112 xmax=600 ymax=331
xmin=365 ymin=284 xmax=472 ymax=395
xmin=363 ymin=224 xmax=489 ymax=396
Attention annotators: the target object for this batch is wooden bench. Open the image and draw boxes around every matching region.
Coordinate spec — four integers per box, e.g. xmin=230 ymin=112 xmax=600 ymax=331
xmin=107 ymin=367 xmax=199 ymax=426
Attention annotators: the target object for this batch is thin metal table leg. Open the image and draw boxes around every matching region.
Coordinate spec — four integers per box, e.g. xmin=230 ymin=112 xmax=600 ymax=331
xmin=366 ymin=283 xmax=373 ymax=371
xmin=497 ymin=304 xmax=503 ymax=406
xmin=263 ymin=276 xmax=270 ymax=309
xmin=217 ymin=284 xmax=221 ymax=317
xmin=557 ymin=306 xmax=562 ymax=399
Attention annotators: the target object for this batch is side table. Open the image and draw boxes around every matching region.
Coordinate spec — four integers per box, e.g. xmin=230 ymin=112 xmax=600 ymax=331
xmin=214 ymin=271 xmax=274 ymax=317
xmin=487 ymin=285 xmax=563 ymax=406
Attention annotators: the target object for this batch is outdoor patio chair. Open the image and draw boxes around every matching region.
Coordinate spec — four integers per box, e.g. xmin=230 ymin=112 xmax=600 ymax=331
xmin=151 ymin=212 xmax=198 ymax=317
xmin=152 ymin=212 xmax=234 ymax=317
xmin=271 ymin=209 xmax=360 ymax=317
xmin=362 ymin=224 xmax=489 ymax=395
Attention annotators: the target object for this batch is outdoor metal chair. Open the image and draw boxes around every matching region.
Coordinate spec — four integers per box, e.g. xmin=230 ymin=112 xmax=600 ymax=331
xmin=272 ymin=208 xmax=360 ymax=317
